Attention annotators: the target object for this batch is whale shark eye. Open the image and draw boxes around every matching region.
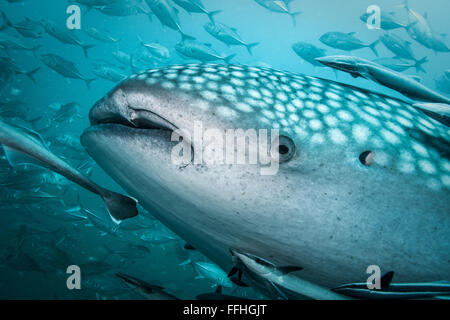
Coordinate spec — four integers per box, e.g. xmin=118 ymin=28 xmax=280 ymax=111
xmin=273 ymin=135 xmax=296 ymax=163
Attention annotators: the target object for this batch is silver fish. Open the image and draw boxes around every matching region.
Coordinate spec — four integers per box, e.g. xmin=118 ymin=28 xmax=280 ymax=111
xmin=172 ymin=0 xmax=221 ymax=23
xmin=175 ymin=40 xmax=236 ymax=63
xmin=93 ymin=0 xmax=149 ymax=17
xmin=137 ymin=36 xmax=171 ymax=61
xmin=379 ymin=33 xmax=418 ymax=61
xmin=254 ymin=0 xmax=301 ymax=26
xmin=402 ymin=0 xmax=450 ymax=53
xmin=92 ymin=63 xmax=127 ymax=83
xmin=320 ymin=32 xmax=379 ymax=56
xmin=41 ymin=54 xmax=96 ymax=89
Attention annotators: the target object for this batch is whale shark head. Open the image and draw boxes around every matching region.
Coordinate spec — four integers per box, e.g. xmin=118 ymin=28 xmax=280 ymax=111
xmin=82 ymin=64 xmax=450 ymax=288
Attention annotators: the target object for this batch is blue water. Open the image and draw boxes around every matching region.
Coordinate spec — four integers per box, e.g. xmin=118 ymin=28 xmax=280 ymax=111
xmin=0 ymin=0 xmax=448 ymax=299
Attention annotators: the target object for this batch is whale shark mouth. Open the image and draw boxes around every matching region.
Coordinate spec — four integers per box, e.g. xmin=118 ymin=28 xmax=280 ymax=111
xmin=89 ymin=106 xmax=178 ymax=133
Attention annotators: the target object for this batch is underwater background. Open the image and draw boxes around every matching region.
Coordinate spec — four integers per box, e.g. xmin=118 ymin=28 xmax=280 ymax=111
xmin=0 ymin=0 xmax=448 ymax=299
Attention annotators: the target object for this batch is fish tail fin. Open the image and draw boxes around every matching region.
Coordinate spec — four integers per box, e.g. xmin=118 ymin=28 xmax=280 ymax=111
xmin=24 ymin=67 xmax=40 ymax=83
xmin=245 ymin=42 xmax=259 ymax=55
xmin=136 ymin=35 xmax=145 ymax=46
xmin=1 ymin=11 xmax=12 ymax=28
xmin=81 ymin=44 xmax=95 ymax=58
xmin=98 ymin=188 xmax=138 ymax=222
xmin=207 ymin=10 xmax=222 ymax=23
xmin=415 ymin=56 xmax=428 ymax=73
xmin=130 ymin=55 xmax=141 ymax=74
xmin=368 ymin=39 xmax=380 ymax=56
xmin=290 ymin=11 xmax=302 ymax=27
xmin=84 ymin=78 xmax=96 ymax=90
xmin=180 ymin=31 xmax=196 ymax=42
xmin=223 ymin=53 xmax=236 ymax=64
xmin=413 ymin=102 xmax=450 ymax=117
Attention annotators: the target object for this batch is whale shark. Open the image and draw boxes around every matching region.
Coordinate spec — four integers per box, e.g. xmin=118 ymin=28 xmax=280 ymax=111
xmin=81 ymin=63 xmax=450 ymax=299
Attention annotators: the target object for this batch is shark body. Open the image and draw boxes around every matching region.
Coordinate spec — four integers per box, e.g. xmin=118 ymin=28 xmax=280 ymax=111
xmin=81 ymin=63 xmax=450 ymax=299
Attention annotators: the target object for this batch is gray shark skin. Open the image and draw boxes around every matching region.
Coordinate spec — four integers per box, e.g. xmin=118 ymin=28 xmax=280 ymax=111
xmin=317 ymin=55 xmax=450 ymax=105
xmin=81 ymin=63 xmax=450 ymax=299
